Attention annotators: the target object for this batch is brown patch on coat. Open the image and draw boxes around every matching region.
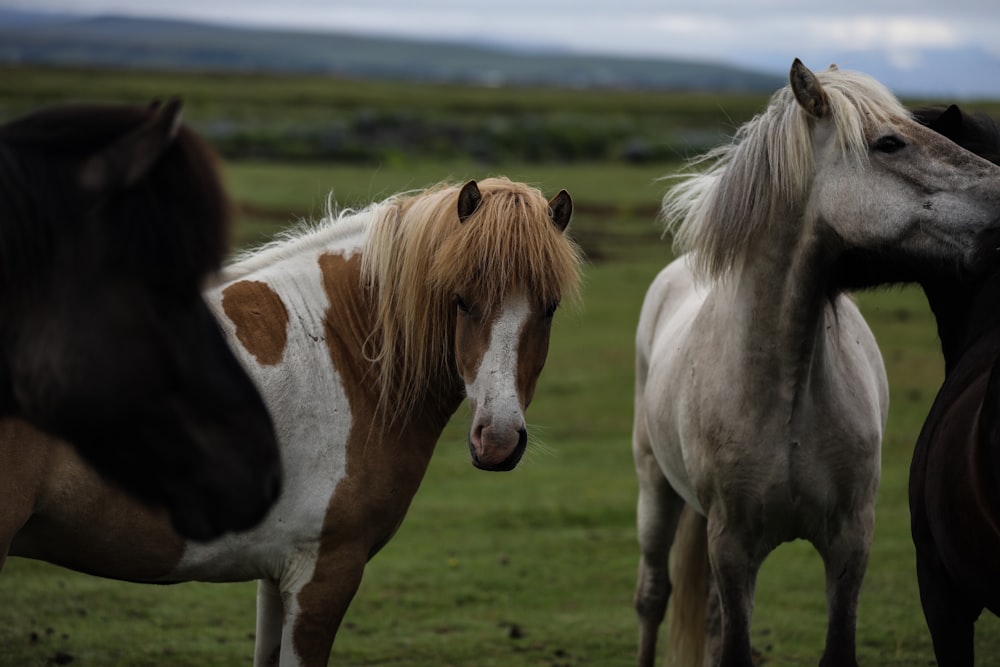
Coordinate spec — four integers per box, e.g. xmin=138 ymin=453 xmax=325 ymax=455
xmin=289 ymin=252 xmax=464 ymax=665
xmin=221 ymin=280 xmax=289 ymax=366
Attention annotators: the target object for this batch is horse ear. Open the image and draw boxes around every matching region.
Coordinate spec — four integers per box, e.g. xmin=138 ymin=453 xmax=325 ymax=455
xmin=79 ymin=98 xmax=184 ymax=193
xmin=789 ymin=58 xmax=829 ymax=119
xmin=547 ymin=189 xmax=572 ymax=232
xmin=457 ymin=180 xmax=482 ymax=223
xmin=929 ymin=104 xmax=964 ymax=138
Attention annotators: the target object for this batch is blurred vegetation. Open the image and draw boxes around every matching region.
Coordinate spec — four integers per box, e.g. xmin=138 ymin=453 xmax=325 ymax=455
xmin=0 ymin=65 xmax=776 ymax=164
xmin=6 ymin=65 xmax=998 ymax=168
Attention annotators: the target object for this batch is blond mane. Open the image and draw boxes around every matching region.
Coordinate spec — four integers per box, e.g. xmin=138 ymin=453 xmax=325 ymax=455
xmin=661 ymin=65 xmax=910 ymax=281
xmin=360 ymin=177 xmax=583 ymax=420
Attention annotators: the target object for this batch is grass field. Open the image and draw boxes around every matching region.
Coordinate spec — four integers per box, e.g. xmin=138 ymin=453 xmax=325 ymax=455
xmin=2 ymin=66 xmax=1000 ymax=666
xmin=2 ymin=156 xmax=999 ymax=667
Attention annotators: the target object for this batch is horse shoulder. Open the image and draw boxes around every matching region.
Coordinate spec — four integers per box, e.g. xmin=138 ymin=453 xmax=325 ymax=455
xmin=636 ymin=257 xmax=704 ymax=439
xmin=193 ymin=249 xmax=427 ymax=576
xmin=827 ymin=296 xmax=890 ymax=426
xmin=636 ymin=257 xmax=712 ymax=514
xmin=638 ymin=257 xmax=704 ymax=361
xmin=168 ymin=261 xmax=359 ymax=576
xmin=218 ymin=278 xmax=291 ymax=367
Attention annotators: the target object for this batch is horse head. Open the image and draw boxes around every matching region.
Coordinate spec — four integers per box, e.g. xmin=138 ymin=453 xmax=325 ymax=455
xmin=788 ymin=60 xmax=1000 ymax=279
xmin=905 ymin=105 xmax=1000 ymax=369
xmin=0 ymin=101 xmax=281 ymax=540
xmin=437 ymin=179 xmax=580 ymax=471
xmin=663 ymin=60 xmax=1000 ymax=288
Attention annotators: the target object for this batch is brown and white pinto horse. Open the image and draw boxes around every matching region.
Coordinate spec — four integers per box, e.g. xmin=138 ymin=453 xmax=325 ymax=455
xmin=0 ymin=177 xmax=582 ymax=666
xmin=0 ymin=100 xmax=281 ymax=540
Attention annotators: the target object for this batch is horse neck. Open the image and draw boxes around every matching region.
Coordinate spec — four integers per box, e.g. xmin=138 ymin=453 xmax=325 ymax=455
xmin=923 ymin=270 xmax=1000 ymax=375
xmin=316 ymin=250 xmax=464 ymax=440
xmin=922 ymin=278 xmax=978 ymax=374
xmin=723 ymin=209 xmax=836 ymax=407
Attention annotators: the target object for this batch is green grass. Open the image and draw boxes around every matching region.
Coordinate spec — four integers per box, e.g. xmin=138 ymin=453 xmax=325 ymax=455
xmin=2 ymin=157 xmax=999 ymax=666
xmin=0 ymin=65 xmax=779 ymax=165
xmin=3 ymin=130 xmax=1000 ymax=665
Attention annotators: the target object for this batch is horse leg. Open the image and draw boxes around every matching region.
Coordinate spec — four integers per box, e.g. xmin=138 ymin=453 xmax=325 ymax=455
xmin=705 ymin=516 xmax=760 ymax=667
xmin=254 ymin=579 xmax=284 ymax=667
xmin=276 ymin=545 xmax=368 ymax=667
xmin=0 ymin=421 xmax=49 ymax=573
xmin=703 ymin=571 xmax=723 ymax=667
xmin=915 ymin=547 xmax=980 ymax=667
xmin=0 ymin=509 xmax=28 ymax=574
xmin=633 ymin=409 xmax=685 ymax=667
xmin=814 ymin=513 xmax=872 ymax=667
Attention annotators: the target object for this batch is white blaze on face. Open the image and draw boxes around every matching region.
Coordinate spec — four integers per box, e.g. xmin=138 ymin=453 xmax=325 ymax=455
xmin=467 ymin=292 xmax=531 ymax=467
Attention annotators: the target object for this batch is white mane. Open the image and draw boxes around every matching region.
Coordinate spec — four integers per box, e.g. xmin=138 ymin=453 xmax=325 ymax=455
xmin=661 ymin=66 xmax=909 ymax=281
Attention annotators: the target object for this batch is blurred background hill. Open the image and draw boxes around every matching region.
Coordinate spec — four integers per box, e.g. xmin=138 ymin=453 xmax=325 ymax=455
xmin=3 ymin=5 xmax=999 ymax=99
xmin=0 ymin=9 xmax=784 ymax=91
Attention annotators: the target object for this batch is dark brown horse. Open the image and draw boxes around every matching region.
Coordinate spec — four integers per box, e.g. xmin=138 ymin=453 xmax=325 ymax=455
xmin=907 ymin=105 xmax=1000 ymax=667
xmin=0 ymin=101 xmax=281 ymax=540
xmin=832 ymin=104 xmax=1000 ymax=666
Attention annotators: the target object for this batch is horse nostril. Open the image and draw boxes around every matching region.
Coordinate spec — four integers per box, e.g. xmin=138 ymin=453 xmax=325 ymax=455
xmin=517 ymin=426 xmax=527 ymax=449
xmin=472 ymin=420 xmax=489 ymax=448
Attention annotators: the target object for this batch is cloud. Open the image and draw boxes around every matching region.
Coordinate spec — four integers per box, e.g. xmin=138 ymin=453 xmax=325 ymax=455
xmin=816 ymin=16 xmax=959 ymax=50
xmin=641 ymin=13 xmax=963 ymax=55
xmin=5 ymin=0 xmax=1000 ymax=66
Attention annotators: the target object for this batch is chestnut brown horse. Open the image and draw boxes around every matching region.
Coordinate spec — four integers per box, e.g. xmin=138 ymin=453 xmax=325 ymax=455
xmin=1 ymin=177 xmax=582 ymax=666
xmin=0 ymin=100 xmax=281 ymax=540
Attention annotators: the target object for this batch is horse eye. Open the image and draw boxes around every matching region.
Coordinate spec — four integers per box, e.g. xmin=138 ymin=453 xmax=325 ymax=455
xmin=544 ymin=301 xmax=560 ymax=319
xmin=872 ymin=135 xmax=906 ymax=153
xmin=455 ymin=294 xmax=471 ymax=314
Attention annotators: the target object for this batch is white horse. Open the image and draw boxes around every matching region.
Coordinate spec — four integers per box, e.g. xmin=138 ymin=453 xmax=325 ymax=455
xmin=0 ymin=177 xmax=582 ymax=667
xmin=632 ymin=59 xmax=1000 ymax=667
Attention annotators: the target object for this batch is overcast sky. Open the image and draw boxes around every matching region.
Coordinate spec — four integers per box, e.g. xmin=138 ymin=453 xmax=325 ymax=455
xmin=5 ymin=1 xmax=1000 ymax=81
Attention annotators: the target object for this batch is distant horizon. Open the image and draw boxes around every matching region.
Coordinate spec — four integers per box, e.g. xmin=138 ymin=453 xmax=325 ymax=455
xmin=2 ymin=2 xmax=999 ymax=99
